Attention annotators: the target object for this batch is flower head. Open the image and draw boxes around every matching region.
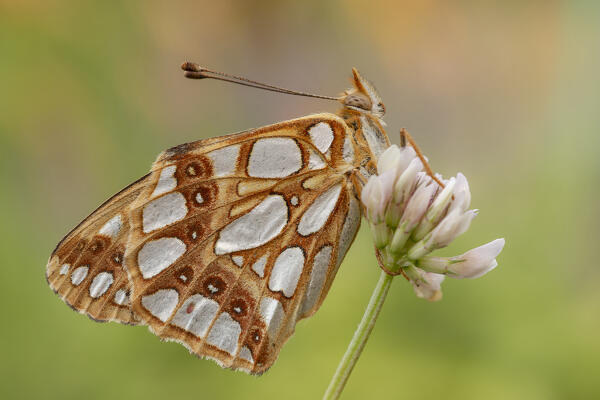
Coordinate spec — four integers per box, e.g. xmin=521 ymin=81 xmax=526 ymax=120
xmin=361 ymin=144 xmax=505 ymax=301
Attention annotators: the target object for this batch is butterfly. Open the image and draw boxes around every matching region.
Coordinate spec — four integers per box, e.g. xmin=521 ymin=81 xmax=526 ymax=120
xmin=46 ymin=64 xmax=392 ymax=374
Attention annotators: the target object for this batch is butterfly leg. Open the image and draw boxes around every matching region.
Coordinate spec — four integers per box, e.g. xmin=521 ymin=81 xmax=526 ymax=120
xmin=399 ymin=128 xmax=445 ymax=189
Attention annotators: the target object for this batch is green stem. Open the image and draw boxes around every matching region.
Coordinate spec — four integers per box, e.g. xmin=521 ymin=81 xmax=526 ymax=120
xmin=323 ymin=271 xmax=394 ymax=400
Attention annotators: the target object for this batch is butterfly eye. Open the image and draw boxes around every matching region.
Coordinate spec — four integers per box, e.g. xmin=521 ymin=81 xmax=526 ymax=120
xmin=343 ymin=93 xmax=372 ymax=111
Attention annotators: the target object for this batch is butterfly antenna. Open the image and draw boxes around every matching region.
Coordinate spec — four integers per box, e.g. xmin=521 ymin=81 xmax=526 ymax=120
xmin=181 ymin=62 xmax=341 ymax=101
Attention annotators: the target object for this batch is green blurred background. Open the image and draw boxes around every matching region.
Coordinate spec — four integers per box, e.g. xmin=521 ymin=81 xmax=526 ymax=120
xmin=1 ymin=1 xmax=599 ymax=399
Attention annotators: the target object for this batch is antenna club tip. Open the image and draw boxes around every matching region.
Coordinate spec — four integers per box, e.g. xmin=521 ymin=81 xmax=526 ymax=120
xmin=181 ymin=61 xmax=203 ymax=72
xmin=183 ymin=71 xmax=208 ymax=79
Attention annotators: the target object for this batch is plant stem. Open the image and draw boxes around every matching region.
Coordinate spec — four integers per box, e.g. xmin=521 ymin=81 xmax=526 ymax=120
xmin=323 ymin=271 xmax=394 ymax=400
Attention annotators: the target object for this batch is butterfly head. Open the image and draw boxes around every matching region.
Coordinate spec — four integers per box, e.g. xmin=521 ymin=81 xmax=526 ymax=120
xmin=340 ymin=69 xmax=390 ymax=170
xmin=341 ymin=68 xmax=386 ymax=119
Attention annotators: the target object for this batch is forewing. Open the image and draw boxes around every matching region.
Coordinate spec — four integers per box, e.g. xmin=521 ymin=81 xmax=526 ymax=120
xmin=124 ymin=114 xmax=362 ymax=373
xmin=46 ymin=175 xmax=150 ymax=325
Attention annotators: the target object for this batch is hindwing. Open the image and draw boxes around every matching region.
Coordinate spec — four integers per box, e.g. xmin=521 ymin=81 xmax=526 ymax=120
xmin=46 ymin=175 xmax=150 ymax=325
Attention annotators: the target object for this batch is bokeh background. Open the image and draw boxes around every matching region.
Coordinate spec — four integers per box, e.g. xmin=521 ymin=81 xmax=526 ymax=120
xmin=2 ymin=1 xmax=599 ymax=399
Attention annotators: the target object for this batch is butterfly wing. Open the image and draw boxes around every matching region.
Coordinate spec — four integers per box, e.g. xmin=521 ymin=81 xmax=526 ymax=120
xmin=46 ymin=174 xmax=151 ymax=325
xmin=124 ymin=113 xmax=362 ymax=373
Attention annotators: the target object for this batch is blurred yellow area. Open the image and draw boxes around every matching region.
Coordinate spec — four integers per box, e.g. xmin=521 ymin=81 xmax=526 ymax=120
xmin=1 ymin=1 xmax=599 ymax=399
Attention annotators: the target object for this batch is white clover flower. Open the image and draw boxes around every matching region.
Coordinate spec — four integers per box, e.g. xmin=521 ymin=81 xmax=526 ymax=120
xmin=361 ymin=144 xmax=505 ymax=301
